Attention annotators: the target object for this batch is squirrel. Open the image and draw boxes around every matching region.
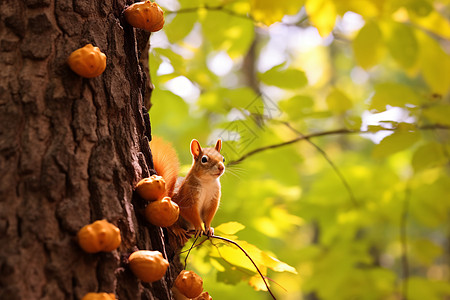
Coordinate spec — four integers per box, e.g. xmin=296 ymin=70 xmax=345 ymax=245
xmin=149 ymin=136 xmax=225 ymax=244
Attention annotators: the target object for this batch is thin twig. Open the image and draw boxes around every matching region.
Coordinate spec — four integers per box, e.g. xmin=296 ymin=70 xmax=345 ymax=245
xmin=209 ymin=238 xmax=288 ymax=292
xmin=166 ymin=5 xmax=252 ymax=21
xmin=184 ymin=235 xmax=200 ymax=269
xmin=400 ymin=185 xmax=411 ymax=300
xmin=227 ymin=128 xmax=356 ymax=166
xmin=210 ymin=235 xmax=277 ymax=300
xmin=280 ymin=121 xmax=358 ymax=207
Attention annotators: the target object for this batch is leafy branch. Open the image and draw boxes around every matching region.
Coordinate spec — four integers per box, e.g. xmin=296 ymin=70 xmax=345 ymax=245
xmin=210 ymin=235 xmax=277 ymax=300
xmin=182 ymin=232 xmax=278 ymax=299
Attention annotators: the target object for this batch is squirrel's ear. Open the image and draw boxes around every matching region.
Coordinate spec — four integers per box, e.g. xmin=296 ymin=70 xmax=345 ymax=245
xmin=190 ymin=139 xmax=201 ymax=158
xmin=215 ymin=139 xmax=222 ymax=152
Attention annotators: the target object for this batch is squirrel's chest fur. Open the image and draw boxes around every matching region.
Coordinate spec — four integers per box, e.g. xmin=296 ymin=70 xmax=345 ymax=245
xmin=196 ymin=178 xmax=220 ymax=211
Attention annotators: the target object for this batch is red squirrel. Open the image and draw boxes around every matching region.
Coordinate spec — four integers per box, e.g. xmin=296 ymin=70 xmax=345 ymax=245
xmin=149 ymin=137 xmax=225 ymax=244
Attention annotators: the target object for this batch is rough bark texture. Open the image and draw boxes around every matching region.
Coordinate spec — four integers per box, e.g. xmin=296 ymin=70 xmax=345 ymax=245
xmin=0 ymin=0 xmax=176 ymax=299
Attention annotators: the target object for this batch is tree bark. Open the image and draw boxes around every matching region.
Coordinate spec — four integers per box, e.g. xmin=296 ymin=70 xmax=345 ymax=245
xmin=0 ymin=0 xmax=175 ymax=299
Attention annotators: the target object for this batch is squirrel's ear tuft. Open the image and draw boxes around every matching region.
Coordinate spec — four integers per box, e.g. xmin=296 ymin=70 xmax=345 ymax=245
xmin=215 ymin=139 xmax=222 ymax=152
xmin=190 ymin=139 xmax=201 ymax=158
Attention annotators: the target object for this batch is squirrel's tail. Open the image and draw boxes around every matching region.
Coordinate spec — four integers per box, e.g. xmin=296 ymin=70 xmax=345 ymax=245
xmin=149 ymin=136 xmax=180 ymax=197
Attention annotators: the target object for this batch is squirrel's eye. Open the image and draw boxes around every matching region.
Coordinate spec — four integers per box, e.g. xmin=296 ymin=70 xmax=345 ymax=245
xmin=201 ymin=155 xmax=208 ymax=163
xmin=222 ymin=157 xmax=225 ymax=163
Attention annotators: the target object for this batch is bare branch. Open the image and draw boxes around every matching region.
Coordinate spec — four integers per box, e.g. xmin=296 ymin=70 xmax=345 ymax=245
xmin=165 ymin=5 xmax=253 ymax=21
xmin=226 ymin=124 xmax=450 ymax=166
xmin=227 ymin=128 xmax=356 ymax=166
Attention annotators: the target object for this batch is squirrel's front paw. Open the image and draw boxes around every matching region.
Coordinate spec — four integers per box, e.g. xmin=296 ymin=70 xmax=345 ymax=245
xmin=204 ymin=227 xmax=214 ymax=237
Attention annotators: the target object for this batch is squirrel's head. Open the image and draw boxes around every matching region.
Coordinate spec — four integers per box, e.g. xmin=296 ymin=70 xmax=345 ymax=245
xmin=190 ymin=139 xmax=225 ymax=179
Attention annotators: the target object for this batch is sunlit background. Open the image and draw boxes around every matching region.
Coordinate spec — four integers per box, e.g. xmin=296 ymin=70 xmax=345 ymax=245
xmin=148 ymin=0 xmax=450 ymax=299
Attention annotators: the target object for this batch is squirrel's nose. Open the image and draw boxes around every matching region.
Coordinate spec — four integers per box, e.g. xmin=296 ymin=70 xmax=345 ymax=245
xmin=218 ymin=164 xmax=224 ymax=173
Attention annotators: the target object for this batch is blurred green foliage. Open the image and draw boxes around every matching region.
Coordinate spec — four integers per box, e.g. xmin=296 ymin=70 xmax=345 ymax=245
xmin=149 ymin=0 xmax=450 ymax=299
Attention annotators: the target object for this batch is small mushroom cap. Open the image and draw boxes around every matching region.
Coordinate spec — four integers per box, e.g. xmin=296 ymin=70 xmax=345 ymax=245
xmin=135 ymin=175 xmax=166 ymax=201
xmin=145 ymin=196 xmax=179 ymax=227
xmin=129 ymin=250 xmax=169 ymax=282
xmin=124 ymin=0 xmax=165 ymax=32
xmin=68 ymin=44 xmax=106 ymax=78
xmin=175 ymin=270 xmax=203 ymax=298
xmin=77 ymin=219 xmax=121 ymax=253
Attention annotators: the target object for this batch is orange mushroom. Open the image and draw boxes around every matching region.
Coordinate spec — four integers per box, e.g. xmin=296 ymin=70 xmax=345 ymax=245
xmin=124 ymin=0 xmax=165 ymax=32
xmin=175 ymin=270 xmax=203 ymax=298
xmin=145 ymin=196 xmax=179 ymax=227
xmin=135 ymin=175 xmax=166 ymax=201
xmin=77 ymin=220 xmax=121 ymax=253
xmin=128 ymin=250 xmax=169 ymax=283
xmin=67 ymin=44 xmax=106 ymax=78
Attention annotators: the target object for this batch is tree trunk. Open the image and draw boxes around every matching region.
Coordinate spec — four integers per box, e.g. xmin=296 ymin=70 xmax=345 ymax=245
xmin=0 ymin=0 xmax=176 ymax=299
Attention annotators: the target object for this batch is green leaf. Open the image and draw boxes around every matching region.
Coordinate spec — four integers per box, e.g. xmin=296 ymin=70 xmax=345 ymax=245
xmin=202 ymin=10 xmax=254 ymax=58
xmin=164 ymin=12 xmax=198 ymax=43
xmin=412 ymin=142 xmax=447 ymax=172
xmin=153 ymin=47 xmax=185 ymax=73
xmin=353 ymin=21 xmax=385 ymax=69
xmin=370 ymin=82 xmax=422 ymax=112
xmin=385 ymin=22 xmax=418 ymax=69
xmin=372 ymin=130 xmax=420 ymax=158
xmin=197 ymin=91 xmax=228 ymax=113
xmin=216 ymin=262 xmax=251 ymax=285
xmin=150 ymin=89 xmax=189 ymax=128
xmin=279 ymin=95 xmax=314 ymax=120
xmin=326 ymin=88 xmax=353 ymax=113
xmin=258 ymin=64 xmax=308 ymax=90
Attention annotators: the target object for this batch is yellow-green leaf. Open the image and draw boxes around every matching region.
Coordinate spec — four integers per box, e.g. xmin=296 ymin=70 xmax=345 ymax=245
xmin=202 ymin=10 xmax=254 ymax=58
xmin=215 ymin=222 xmax=246 ymax=235
xmin=353 ymin=21 xmax=385 ymax=69
xmin=370 ymin=82 xmax=423 ymax=112
xmin=372 ymin=130 xmax=420 ymax=158
xmin=385 ymin=22 xmax=418 ymax=69
xmin=305 ymin=0 xmax=337 ymax=37
xmin=410 ymin=10 xmax=450 ymax=39
xmin=259 ymin=64 xmax=307 ymax=89
xmin=250 ymin=0 xmax=304 ymax=26
xmin=412 ymin=142 xmax=447 ymax=172
xmin=417 ymin=31 xmax=450 ymax=94
xmin=326 ymin=88 xmax=353 ymax=113
xmin=261 ymin=251 xmax=298 ymax=274
xmin=423 ymin=104 xmax=450 ymax=126
xmin=411 ymin=238 xmax=443 ymax=265
xmin=280 ymin=95 xmax=314 ymax=119
xmin=164 ymin=12 xmax=197 ymax=43
xmin=249 ymin=274 xmax=268 ymax=291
